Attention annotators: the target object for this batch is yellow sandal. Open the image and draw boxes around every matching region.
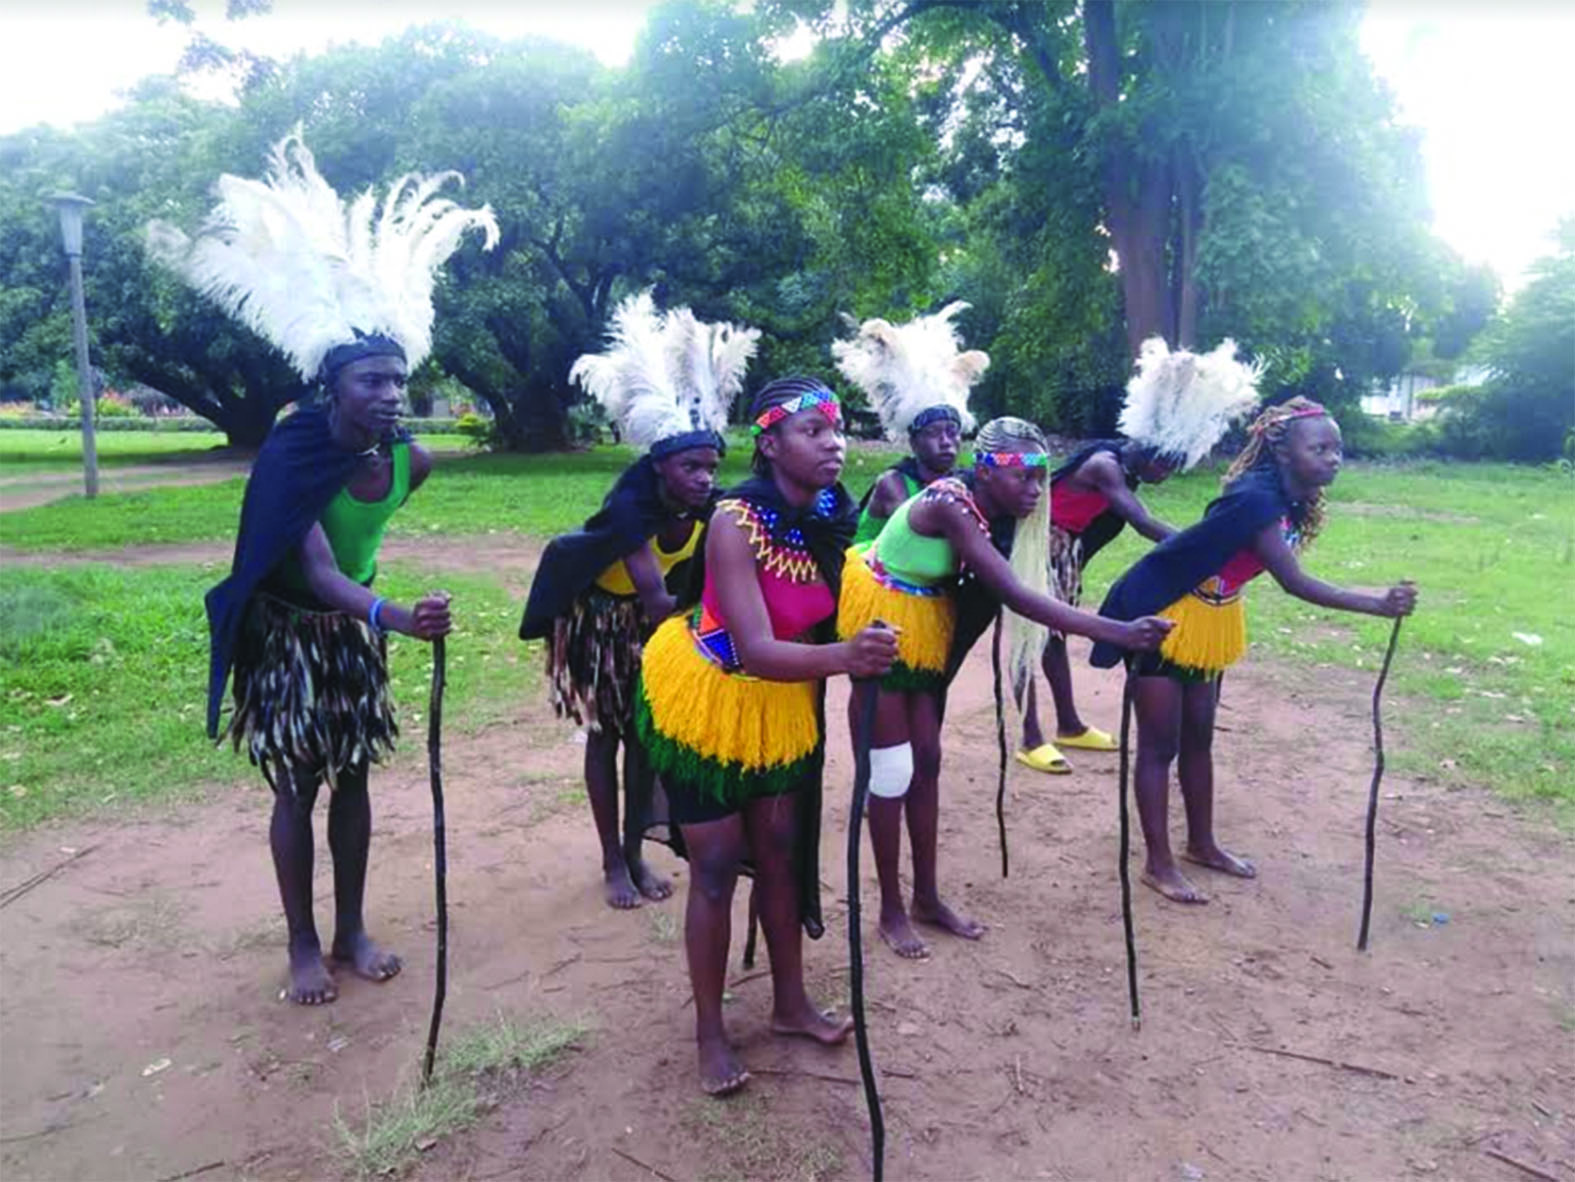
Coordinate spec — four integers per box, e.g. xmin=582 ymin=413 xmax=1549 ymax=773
xmin=1056 ymin=726 xmax=1118 ymax=753
xmin=1015 ymin=743 xmax=1072 ymax=775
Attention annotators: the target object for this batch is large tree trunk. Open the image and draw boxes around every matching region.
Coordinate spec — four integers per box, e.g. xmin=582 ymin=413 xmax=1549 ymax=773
xmin=1173 ymin=146 xmax=1204 ymax=348
xmin=1084 ymin=0 xmax=1178 ymax=357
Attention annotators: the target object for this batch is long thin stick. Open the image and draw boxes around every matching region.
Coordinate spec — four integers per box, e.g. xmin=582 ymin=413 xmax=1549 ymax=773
xmin=1357 ymin=617 xmax=1403 ymax=952
xmin=847 ymin=680 xmax=885 ymax=1182
xmin=742 ymin=882 xmax=760 ymax=970
xmin=421 ymin=636 xmax=449 ymax=1088
xmin=1117 ymin=670 xmax=1140 ymax=1030
xmin=991 ymin=616 xmax=1009 ymax=879
xmin=1482 ymin=1148 xmax=1560 ymax=1182
xmin=0 ymin=843 xmax=98 ymax=910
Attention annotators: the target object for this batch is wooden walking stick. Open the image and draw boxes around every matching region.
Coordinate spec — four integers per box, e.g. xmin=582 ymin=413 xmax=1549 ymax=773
xmin=742 ymin=884 xmax=760 ymax=969
xmin=847 ymin=678 xmax=886 ymax=1182
xmin=990 ymin=616 xmax=1010 ymax=879
xmin=1117 ymin=669 xmax=1141 ymax=1030
xmin=1357 ymin=616 xmax=1404 ymax=952
xmin=421 ymin=634 xmax=449 ymax=1088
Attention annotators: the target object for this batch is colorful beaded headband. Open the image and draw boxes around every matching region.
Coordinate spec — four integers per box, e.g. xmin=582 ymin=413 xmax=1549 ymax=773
xmin=977 ymin=450 xmax=1049 ymax=468
xmin=751 ymin=388 xmax=842 ymax=436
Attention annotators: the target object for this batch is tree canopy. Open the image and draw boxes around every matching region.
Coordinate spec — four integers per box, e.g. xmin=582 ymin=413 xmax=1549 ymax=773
xmin=0 ymin=0 xmax=1519 ymax=451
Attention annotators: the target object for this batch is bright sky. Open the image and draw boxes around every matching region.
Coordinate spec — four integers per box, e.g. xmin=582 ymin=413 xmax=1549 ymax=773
xmin=2 ymin=1 xmax=1570 ymax=289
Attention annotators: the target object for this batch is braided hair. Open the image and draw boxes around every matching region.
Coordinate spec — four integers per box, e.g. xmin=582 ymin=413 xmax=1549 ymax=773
xmin=749 ymin=375 xmax=837 ymax=476
xmin=1223 ymin=396 xmax=1331 ymax=550
xmin=975 ymin=416 xmax=1054 ymax=693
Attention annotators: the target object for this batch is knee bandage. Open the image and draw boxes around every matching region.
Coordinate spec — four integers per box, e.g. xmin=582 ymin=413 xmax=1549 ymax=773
xmin=867 ymin=743 xmax=914 ymax=799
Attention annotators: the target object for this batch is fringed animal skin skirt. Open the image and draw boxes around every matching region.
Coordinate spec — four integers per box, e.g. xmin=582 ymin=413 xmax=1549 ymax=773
xmin=224 ymin=593 xmax=397 ymax=792
xmin=546 ymin=588 xmax=644 ymax=736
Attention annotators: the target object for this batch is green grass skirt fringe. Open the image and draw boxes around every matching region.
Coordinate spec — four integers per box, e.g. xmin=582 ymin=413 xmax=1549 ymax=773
xmin=633 ymin=689 xmax=821 ymax=809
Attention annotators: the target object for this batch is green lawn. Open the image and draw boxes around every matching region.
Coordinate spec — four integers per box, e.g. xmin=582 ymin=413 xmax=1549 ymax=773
xmin=0 ymin=448 xmax=1569 ymax=829
xmin=0 ymin=561 xmax=536 ymax=829
xmin=0 ymin=442 xmax=895 ymax=550
xmin=0 ymin=429 xmax=240 ymax=470
xmin=0 ymin=428 xmax=475 ymax=476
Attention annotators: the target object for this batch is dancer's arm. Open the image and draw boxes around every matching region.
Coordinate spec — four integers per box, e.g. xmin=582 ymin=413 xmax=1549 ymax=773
xmin=914 ymin=497 xmax=1171 ymax=651
xmin=622 ymin=541 xmax=678 ymax=624
xmin=299 ymin=524 xmax=452 ymax=640
xmin=708 ymin=512 xmax=896 ymax=681
xmin=1084 ymin=455 xmax=1173 ymax=543
xmin=1253 ymin=526 xmax=1416 ymax=617
xmin=408 ymin=442 xmax=433 ymax=494
xmin=863 ymin=469 xmax=910 ymax=525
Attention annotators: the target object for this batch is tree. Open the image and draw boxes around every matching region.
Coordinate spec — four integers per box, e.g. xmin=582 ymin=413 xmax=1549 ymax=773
xmin=1443 ymin=219 xmax=1575 ymax=461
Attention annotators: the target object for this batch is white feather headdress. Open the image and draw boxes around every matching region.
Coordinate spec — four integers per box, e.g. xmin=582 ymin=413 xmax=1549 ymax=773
xmin=1119 ymin=338 xmax=1263 ymax=470
xmin=145 ymin=129 xmax=499 ymax=382
xmin=831 ymin=302 xmax=986 ymax=441
xmin=569 ymin=290 xmax=760 ymax=452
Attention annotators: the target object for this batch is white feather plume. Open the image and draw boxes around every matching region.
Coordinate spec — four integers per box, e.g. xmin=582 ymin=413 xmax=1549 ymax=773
xmin=831 ymin=302 xmax=985 ymax=441
xmin=1119 ymin=337 xmax=1263 ymax=470
xmin=570 ymin=290 xmax=759 ymax=449
xmin=145 ymin=129 xmax=499 ymax=382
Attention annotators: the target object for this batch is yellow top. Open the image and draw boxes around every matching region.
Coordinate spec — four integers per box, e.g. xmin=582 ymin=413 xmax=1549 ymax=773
xmin=594 ymin=521 xmax=702 ymax=596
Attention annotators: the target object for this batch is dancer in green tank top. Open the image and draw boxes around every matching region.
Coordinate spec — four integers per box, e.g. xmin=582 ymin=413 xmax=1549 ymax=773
xmin=839 ymin=416 xmax=1173 ymax=959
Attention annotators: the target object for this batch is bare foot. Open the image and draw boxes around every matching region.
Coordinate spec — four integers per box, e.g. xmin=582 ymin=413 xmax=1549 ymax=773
xmin=331 ymin=929 xmax=402 ymax=982
xmin=697 ymin=1033 xmax=749 ymax=1096
xmin=285 ymin=943 xmax=338 ymax=1005
xmin=912 ymin=896 xmax=986 ymax=940
xmin=1140 ymin=864 xmax=1209 ymax=904
xmin=877 ymin=911 xmax=930 ymax=960
xmin=603 ymin=862 xmax=643 ymax=910
xmin=1183 ymin=843 xmax=1257 ymax=879
xmin=771 ymin=999 xmax=854 ymax=1046
xmin=630 ymin=860 xmax=673 ymax=902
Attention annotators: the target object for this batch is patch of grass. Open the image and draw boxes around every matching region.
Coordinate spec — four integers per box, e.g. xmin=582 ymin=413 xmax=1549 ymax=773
xmin=0 ymin=428 xmax=474 ymax=474
xmin=0 ymin=429 xmax=237 ymax=471
xmin=0 ymin=562 xmax=538 ymax=830
xmin=683 ymin=1091 xmax=844 ymax=1182
xmin=0 ymin=442 xmax=891 ymax=552
xmin=334 ymin=1012 xmax=589 ymax=1180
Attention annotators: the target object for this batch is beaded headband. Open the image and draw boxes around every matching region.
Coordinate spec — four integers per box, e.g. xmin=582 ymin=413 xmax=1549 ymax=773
xmin=977 ymin=450 xmax=1049 ymax=468
xmin=751 ymin=387 xmax=842 ymax=436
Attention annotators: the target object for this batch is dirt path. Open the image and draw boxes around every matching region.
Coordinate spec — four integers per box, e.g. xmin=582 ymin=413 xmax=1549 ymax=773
xmin=2 ymin=608 xmax=1571 ymax=1182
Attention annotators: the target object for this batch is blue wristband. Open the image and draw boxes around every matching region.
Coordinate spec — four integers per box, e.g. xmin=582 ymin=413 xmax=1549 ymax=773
xmin=368 ymin=597 xmax=387 ymax=634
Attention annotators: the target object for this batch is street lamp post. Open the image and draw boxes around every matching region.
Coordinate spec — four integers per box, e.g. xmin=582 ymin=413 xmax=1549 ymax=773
xmin=50 ymin=192 xmax=99 ymax=499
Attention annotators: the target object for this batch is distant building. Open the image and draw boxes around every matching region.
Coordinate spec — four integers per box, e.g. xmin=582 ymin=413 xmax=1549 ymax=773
xmin=1360 ymin=363 xmax=1494 ymax=423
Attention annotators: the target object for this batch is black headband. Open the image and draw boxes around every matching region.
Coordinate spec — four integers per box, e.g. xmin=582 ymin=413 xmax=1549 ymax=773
xmin=319 ymin=333 xmax=406 ymax=384
xmin=910 ymin=405 xmax=962 ymax=434
xmin=650 ymin=429 xmax=726 ymax=459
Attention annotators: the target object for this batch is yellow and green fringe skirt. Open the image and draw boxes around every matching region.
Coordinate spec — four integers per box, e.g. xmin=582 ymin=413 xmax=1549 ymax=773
xmin=836 ymin=546 xmax=954 ymax=693
xmin=1152 ymin=577 xmax=1249 ymax=679
xmin=634 ymin=615 xmax=821 ymax=809
xmin=547 ymin=588 xmax=643 ymax=736
xmin=224 ymin=593 xmax=397 ymax=792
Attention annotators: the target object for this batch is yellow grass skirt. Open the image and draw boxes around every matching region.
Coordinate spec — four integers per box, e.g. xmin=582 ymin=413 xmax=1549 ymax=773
xmin=1156 ymin=577 xmax=1248 ymax=675
xmin=635 ymin=615 xmax=821 ymax=805
xmin=836 ymin=546 xmax=954 ymax=692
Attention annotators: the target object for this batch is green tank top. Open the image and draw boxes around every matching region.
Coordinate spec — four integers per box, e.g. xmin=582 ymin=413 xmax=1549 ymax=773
xmin=281 ymin=442 xmax=411 ymax=590
xmin=866 ymin=489 xmax=958 ymax=587
xmin=854 ymin=468 xmax=923 ymax=546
